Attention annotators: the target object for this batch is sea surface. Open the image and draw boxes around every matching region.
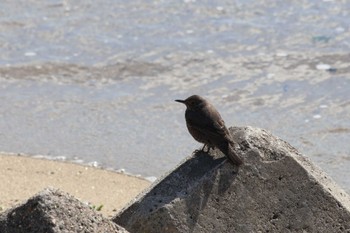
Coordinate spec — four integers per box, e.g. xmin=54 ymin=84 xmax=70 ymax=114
xmin=0 ymin=1 xmax=349 ymax=192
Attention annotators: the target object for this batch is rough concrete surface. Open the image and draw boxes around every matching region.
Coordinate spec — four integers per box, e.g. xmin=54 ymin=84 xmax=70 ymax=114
xmin=114 ymin=126 xmax=350 ymax=233
xmin=0 ymin=188 xmax=128 ymax=233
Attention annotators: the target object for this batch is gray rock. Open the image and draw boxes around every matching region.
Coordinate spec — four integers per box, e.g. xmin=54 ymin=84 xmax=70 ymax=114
xmin=0 ymin=188 xmax=128 ymax=233
xmin=114 ymin=126 xmax=350 ymax=233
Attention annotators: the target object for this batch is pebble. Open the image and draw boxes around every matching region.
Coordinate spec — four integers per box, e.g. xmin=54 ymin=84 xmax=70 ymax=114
xmin=88 ymin=161 xmax=99 ymax=167
xmin=316 ymin=64 xmax=331 ymax=70
xmin=145 ymin=176 xmax=157 ymax=182
xmin=267 ymin=73 xmax=275 ymax=79
xmin=335 ymin=27 xmax=345 ymax=33
xmin=117 ymin=168 xmax=126 ymax=174
xmin=216 ymin=6 xmax=224 ymax=11
xmin=276 ymin=52 xmax=288 ymax=57
xmin=24 ymin=52 xmax=37 ymax=57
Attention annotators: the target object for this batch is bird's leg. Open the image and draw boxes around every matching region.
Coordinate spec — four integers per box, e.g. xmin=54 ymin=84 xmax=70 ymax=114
xmin=193 ymin=144 xmax=207 ymax=154
xmin=201 ymin=144 xmax=214 ymax=153
xmin=201 ymin=144 xmax=208 ymax=152
xmin=194 ymin=144 xmax=213 ymax=154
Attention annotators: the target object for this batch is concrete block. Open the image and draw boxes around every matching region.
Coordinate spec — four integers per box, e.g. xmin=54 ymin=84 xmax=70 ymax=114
xmin=114 ymin=126 xmax=350 ymax=233
xmin=0 ymin=188 xmax=128 ymax=233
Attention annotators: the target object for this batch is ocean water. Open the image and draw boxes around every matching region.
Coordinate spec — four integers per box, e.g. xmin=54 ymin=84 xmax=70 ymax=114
xmin=0 ymin=1 xmax=349 ymax=191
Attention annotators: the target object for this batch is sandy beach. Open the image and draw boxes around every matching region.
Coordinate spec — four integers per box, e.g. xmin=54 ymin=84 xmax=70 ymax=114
xmin=0 ymin=153 xmax=151 ymax=218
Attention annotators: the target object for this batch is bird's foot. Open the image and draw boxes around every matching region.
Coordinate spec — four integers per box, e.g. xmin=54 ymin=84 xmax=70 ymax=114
xmin=193 ymin=149 xmax=202 ymax=155
xmin=193 ymin=145 xmax=208 ymax=154
xmin=201 ymin=144 xmax=215 ymax=153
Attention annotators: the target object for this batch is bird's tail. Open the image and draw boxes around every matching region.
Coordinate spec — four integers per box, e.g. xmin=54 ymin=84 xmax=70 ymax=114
xmin=218 ymin=141 xmax=243 ymax=166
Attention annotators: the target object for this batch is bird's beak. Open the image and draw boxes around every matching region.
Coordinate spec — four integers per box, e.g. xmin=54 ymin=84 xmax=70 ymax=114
xmin=175 ymin=99 xmax=186 ymax=104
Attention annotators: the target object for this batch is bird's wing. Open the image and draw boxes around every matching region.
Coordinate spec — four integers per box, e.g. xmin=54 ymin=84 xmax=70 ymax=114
xmin=186 ymin=108 xmax=230 ymax=141
xmin=189 ymin=121 xmax=228 ymax=139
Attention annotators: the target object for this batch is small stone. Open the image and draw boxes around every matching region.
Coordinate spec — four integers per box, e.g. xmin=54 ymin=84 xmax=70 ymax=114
xmin=88 ymin=161 xmax=99 ymax=167
xmin=267 ymin=73 xmax=275 ymax=79
xmin=335 ymin=27 xmax=345 ymax=33
xmin=118 ymin=168 xmax=126 ymax=174
xmin=24 ymin=52 xmax=37 ymax=57
xmin=145 ymin=176 xmax=157 ymax=182
xmin=276 ymin=52 xmax=288 ymax=57
xmin=316 ymin=64 xmax=331 ymax=70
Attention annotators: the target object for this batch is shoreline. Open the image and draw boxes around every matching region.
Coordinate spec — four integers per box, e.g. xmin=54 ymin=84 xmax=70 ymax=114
xmin=0 ymin=153 xmax=151 ymax=218
xmin=5 ymin=152 xmax=158 ymax=182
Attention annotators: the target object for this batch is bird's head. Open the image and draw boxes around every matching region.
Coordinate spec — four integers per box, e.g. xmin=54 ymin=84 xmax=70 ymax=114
xmin=175 ymin=95 xmax=206 ymax=109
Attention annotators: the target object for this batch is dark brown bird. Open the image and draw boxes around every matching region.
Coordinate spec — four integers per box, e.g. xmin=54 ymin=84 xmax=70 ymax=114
xmin=175 ymin=95 xmax=243 ymax=165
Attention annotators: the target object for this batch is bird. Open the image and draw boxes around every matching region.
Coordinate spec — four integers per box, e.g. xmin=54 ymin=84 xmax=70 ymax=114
xmin=175 ymin=95 xmax=243 ymax=166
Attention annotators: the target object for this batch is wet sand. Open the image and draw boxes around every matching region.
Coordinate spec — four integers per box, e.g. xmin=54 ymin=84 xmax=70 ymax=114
xmin=0 ymin=153 xmax=151 ymax=218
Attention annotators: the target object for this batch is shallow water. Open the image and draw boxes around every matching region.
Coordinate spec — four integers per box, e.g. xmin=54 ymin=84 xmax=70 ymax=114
xmin=0 ymin=1 xmax=349 ymax=192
